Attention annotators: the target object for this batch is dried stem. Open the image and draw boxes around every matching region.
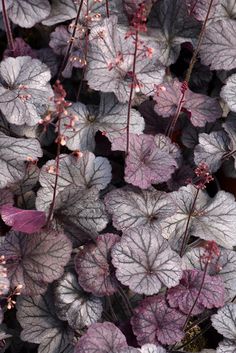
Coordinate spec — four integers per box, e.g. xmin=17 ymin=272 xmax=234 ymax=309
xmin=180 ymin=188 xmax=199 ymax=257
xmin=126 ymin=29 xmax=138 ymax=155
xmin=1 ymin=0 xmax=15 ymax=54
xmin=167 ymin=0 xmax=215 ymax=138
xmin=58 ymin=0 xmax=84 ymax=78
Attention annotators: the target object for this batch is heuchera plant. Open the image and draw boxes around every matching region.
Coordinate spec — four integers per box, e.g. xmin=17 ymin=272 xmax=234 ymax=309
xmin=0 ymin=0 xmax=236 ymax=353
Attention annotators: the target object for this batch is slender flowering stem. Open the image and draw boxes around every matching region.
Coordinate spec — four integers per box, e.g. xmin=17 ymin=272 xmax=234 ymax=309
xmin=58 ymin=0 xmax=84 ymax=78
xmin=46 ymin=81 xmax=71 ymax=226
xmin=167 ymin=0 xmax=215 ymax=139
xmin=105 ymin=0 xmax=110 ymax=18
xmin=1 ymin=0 xmax=15 ymax=54
xmin=180 ymin=188 xmax=199 ymax=257
xmin=183 ymin=262 xmax=209 ymax=330
xmin=126 ymin=29 xmax=138 ymax=155
xmin=46 ymin=118 xmax=62 ymax=226
xmin=76 ymin=0 xmax=89 ymax=101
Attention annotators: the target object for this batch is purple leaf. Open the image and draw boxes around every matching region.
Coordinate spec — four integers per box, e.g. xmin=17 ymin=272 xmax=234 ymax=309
xmin=3 ymin=37 xmax=37 ymax=58
xmin=0 ymin=229 xmax=72 ymax=295
xmin=183 ymin=247 xmax=236 ymax=300
xmin=60 ymin=93 xmax=144 ymax=151
xmin=86 ymin=16 xmax=165 ymax=102
xmin=167 ymin=269 xmax=225 ymax=315
xmin=75 ymin=233 xmax=120 ymax=296
xmin=0 ymin=56 xmax=52 ymax=125
xmin=0 ymin=131 xmax=42 ymax=188
xmin=104 ymin=187 xmax=176 ymax=232
xmin=112 ymin=227 xmax=182 ymax=295
xmin=112 ymin=134 xmax=178 ymax=189
xmin=55 ymin=272 xmax=103 ymax=329
xmin=75 ymin=322 xmax=128 ymax=353
xmin=200 ymin=20 xmax=236 ymax=70
xmin=16 ymin=289 xmax=74 ymax=353
xmin=0 ymin=205 xmax=46 ymax=234
xmin=131 ymin=294 xmax=186 ymax=345
xmin=154 ymin=79 xmax=222 ymax=127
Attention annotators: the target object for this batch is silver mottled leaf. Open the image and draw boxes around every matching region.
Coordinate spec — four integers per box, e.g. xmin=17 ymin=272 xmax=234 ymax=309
xmin=0 ymin=56 xmax=52 ymax=125
xmin=17 ymin=289 xmax=74 ymax=353
xmin=194 ymin=131 xmax=229 ymax=172
xmin=161 ymin=184 xmax=236 ymax=249
xmin=36 ymin=152 xmax=111 ymax=212
xmin=148 ymin=0 xmax=200 ymax=65
xmin=200 ymin=20 xmax=236 ymax=70
xmin=55 ymin=272 xmax=103 ymax=329
xmin=212 ymin=303 xmax=236 ymax=340
xmin=105 ymin=187 xmax=176 ymax=232
xmin=112 ymin=227 xmax=182 ymax=295
xmin=86 ymin=16 xmax=165 ymax=103
xmin=4 ymin=0 xmax=51 ymax=28
xmin=0 ymin=131 xmax=42 ymax=189
xmin=54 ymin=186 xmax=108 ymax=234
xmin=61 ymin=93 xmax=144 ymax=151
xmin=0 ymin=229 xmax=72 ymax=295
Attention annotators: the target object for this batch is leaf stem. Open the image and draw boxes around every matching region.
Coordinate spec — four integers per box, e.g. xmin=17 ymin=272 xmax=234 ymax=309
xmin=180 ymin=188 xmax=199 ymax=257
xmin=118 ymin=285 xmax=133 ymax=317
xmin=167 ymin=0 xmax=215 ymax=138
xmin=1 ymin=0 xmax=15 ymax=54
xmin=57 ymin=0 xmax=84 ymax=79
xmin=126 ymin=29 xmax=138 ymax=155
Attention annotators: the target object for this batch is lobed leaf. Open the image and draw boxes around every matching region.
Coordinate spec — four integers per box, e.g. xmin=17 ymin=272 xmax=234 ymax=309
xmin=0 ymin=131 xmax=42 ymax=189
xmin=75 ymin=322 xmax=128 ymax=353
xmin=55 ymin=272 xmax=103 ymax=329
xmin=75 ymin=233 xmax=119 ymax=296
xmin=0 ymin=205 xmax=46 ymax=234
xmin=112 ymin=227 xmax=182 ymax=295
xmin=104 ymin=187 xmax=176 ymax=232
xmin=131 ymin=294 xmax=186 ymax=345
xmin=36 ymin=152 xmax=111 ymax=212
xmin=167 ymin=269 xmax=225 ymax=315
xmin=0 ymin=229 xmax=72 ymax=295
xmin=17 ymin=289 xmax=74 ymax=353
xmin=0 ymin=56 xmax=52 ymax=125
